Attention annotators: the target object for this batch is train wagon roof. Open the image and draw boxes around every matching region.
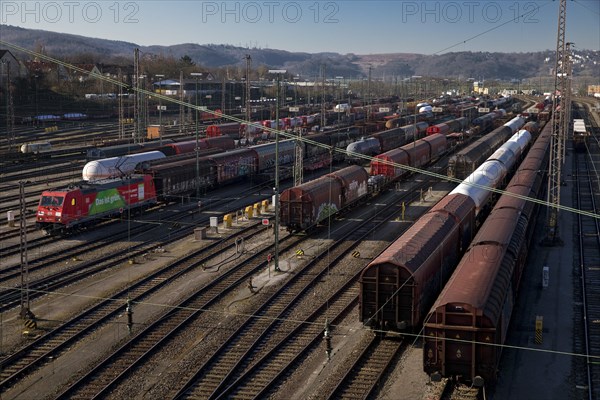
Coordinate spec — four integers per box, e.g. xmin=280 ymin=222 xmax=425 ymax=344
xmin=431 ymin=208 xmax=521 ymax=324
xmin=362 ymin=196 xmax=471 ymax=280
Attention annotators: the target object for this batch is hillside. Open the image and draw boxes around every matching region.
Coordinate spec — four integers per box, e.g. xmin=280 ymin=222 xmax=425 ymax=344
xmin=1 ymin=24 xmax=599 ymax=80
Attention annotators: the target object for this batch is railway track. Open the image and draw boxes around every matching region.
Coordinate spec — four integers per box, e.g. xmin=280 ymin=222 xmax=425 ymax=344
xmin=573 ymin=107 xmax=600 ymax=400
xmin=0 ymin=113 xmax=474 ymax=398
xmin=172 ymin=183 xmax=433 ymax=399
xmin=0 ymin=186 xmax=266 ymax=310
xmin=0 ymin=222 xmax=268 ymax=393
xmin=323 ymin=334 xmax=404 ymax=399
xmin=50 ymin=169 xmax=436 ymax=399
xmin=1 ymin=162 xmax=83 ymax=188
xmin=51 ymin=224 xmax=301 ymax=399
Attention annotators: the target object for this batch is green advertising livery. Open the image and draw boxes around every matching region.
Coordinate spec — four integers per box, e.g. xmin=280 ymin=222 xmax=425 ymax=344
xmin=88 ymin=188 xmax=127 ymax=215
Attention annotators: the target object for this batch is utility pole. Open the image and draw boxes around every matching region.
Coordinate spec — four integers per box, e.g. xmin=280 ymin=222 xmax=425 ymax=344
xmin=179 ymin=70 xmax=184 ymax=134
xmin=367 ymin=65 xmax=372 ymax=120
xmin=320 ymin=64 xmax=326 ymax=129
xmin=221 ymin=76 xmax=226 ymax=114
xmin=133 ymin=48 xmax=141 ymax=143
xmin=294 ymin=128 xmax=304 ymax=187
xmin=19 ymin=181 xmax=32 ymax=320
xmin=245 ymin=54 xmax=252 ymax=141
xmin=269 ymin=69 xmax=286 ymax=273
xmin=3 ymin=61 xmax=15 ymax=151
xmin=544 ymin=0 xmax=568 ymax=245
xmin=118 ymin=68 xmax=124 ymax=139
xmin=191 ymin=72 xmax=203 ymax=199
xmin=562 ymin=43 xmax=573 ymax=162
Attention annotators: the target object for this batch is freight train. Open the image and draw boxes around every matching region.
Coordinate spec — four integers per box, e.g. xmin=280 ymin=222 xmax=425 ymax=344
xmin=82 ymin=137 xmax=237 ymax=181
xmin=447 ymin=115 xmax=526 ymax=179
xmin=206 ymin=113 xmax=323 ymax=140
xmin=279 ymin=133 xmax=447 ymax=232
xmin=345 ymin=122 xmax=429 ymax=164
xmin=36 ymin=129 xmax=358 ymax=234
xmin=86 ymin=136 xmax=235 ymax=160
xmin=86 ymin=140 xmax=173 ymax=160
xmin=422 ymin=122 xmax=551 ymax=385
xmin=426 ymin=117 xmax=468 ymax=136
xmin=20 ymin=113 xmax=88 ymax=124
xmin=358 ymin=123 xmax=534 ymax=332
xmin=7 ymin=141 xmax=88 ymax=164
xmin=472 ymin=109 xmax=507 ymax=132
xmin=384 ymin=112 xmax=434 ymax=130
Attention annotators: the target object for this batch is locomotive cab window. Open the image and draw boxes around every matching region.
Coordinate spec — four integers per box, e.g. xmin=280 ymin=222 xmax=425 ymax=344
xmin=41 ymin=196 xmax=64 ymax=207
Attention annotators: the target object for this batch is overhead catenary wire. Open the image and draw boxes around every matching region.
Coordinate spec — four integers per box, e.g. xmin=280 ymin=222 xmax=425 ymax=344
xmin=431 ymin=1 xmax=555 ymax=55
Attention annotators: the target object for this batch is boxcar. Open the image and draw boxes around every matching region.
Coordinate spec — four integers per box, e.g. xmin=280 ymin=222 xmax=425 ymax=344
xmin=369 ymin=133 xmax=447 ymax=181
xmin=279 ymin=175 xmax=343 ymax=232
xmin=204 ymin=136 xmax=236 ymax=151
xmin=303 ymin=133 xmax=334 ymax=171
xmin=209 ymin=148 xmax=258 ymax=185
xmin=149 ymin=157 xmax=218 ymax=200
xmin=372 ymin=127 xmax=408 ymax=153
xmin=206 ymin=122 xmax=242 ymax=138
xmin=157 ymin=140 xmax=200 ymax=156
xmin=426 ymin=117 xmax=467 ymax=135
xmin=86 ymin=140 xmax=172 ymax=160
xmin=422 ymin=133 xmax=448 ymax=160
xmin=251 ymin=140 xmax=296 ymax=172
xmin=279 ymin=165 xmax=369 ymax=232
xmin=370 ymin=147 xmax=410 ymax=179
xmin=359 ymin=193 xmax=476 ymax=331
xmin=328 ymin=165 xmax=370 ymax=206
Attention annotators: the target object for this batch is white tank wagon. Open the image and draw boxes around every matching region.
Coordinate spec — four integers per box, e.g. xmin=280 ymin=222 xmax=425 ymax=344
xmin=450 ymin=128 xmax=532 ymax=215
xmin=82 ymin=151 xmax=166 ymax=181
xmin=20 ymin=142 xmax=53 ymax=154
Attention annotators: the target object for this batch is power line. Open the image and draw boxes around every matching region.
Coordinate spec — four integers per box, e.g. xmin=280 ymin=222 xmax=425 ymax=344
xmin=2 ymin=283 xmax=596 ymax=362
xmin=432 ymin=1 xmax=554 ymax=55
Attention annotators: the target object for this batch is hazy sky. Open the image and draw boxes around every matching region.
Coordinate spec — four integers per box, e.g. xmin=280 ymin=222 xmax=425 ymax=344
xmin=1 ymin=0 xmax=599 ymax=54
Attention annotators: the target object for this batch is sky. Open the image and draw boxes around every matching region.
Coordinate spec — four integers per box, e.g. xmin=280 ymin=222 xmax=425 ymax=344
xmin=1 ymin=0 xmax=599 ymax=54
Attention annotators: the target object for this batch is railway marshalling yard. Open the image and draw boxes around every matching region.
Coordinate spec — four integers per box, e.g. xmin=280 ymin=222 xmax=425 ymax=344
xmin=1 ymin=98 xmax=600 ymax=399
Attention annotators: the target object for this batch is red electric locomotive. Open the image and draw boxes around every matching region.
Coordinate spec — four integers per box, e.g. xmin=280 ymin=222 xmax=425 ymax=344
xmin=36 ymin=175 xmax=157 ymax=235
